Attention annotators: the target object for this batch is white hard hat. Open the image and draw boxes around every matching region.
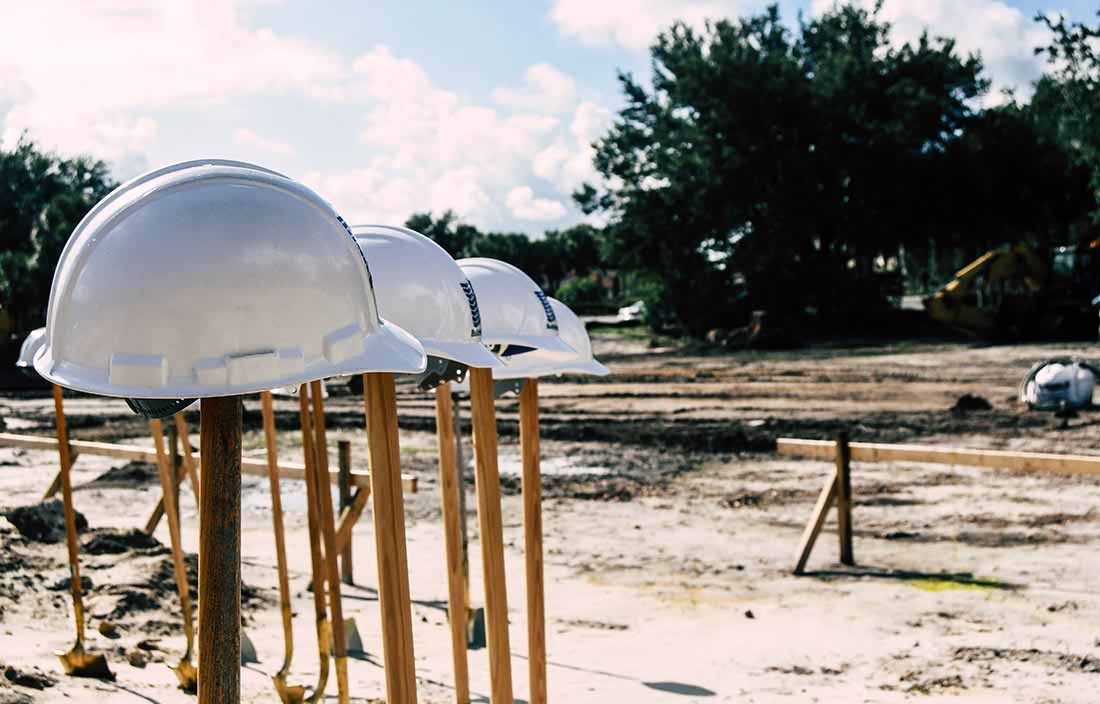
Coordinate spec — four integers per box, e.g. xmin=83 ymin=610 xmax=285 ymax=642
xmin=34 ymin=159 xmax=426 ymax=399
xmin=16 ymin=327 xmax=46 ymax=371
xmin=456 ymin=257 xmax=575 ymax=359
xmin=494 ymin=298 xmax=608 ymax=379
xmin=351 ymin=225 xmax=502 ymax=369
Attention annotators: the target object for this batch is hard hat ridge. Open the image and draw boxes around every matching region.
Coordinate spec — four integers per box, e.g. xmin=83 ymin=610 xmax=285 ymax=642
xmin=351 ymin=225 xmax=503 ymax=372
xmin=457 ymin=257 xmax=576 ymax=360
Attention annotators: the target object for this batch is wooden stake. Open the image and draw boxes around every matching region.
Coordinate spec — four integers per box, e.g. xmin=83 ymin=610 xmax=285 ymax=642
xmin=834 ymin=432 xmax=854 ymax=566
xmin=175 ymin=412 xmax=201 ymax=504
xmin=452 ymin=393 xmax=472 ymax=616
xmin=260 ymin=391 xmax=300 ymax=695
xmin=144 ymin=413 xmax=201 ymax=536
xmin=310 ymin=380 xmax=350 ymax=704
xmin=168 ymin=422 xmax=182 ymax=528
xmin=434 ymin=383 xmax=470 ymax=703
xmin=793 ymin=472 xmax=837 ymax=575
xmin=334 ymin=487 xmax=370 ymax=556
xmin=151 ymin=418 xmax=197 ymax=689
xmin=198 ymin=396 xmax=241 ymax=704
xmin=519 ymin=379 xmax=546 ymax=704
xmin=466 ymin=367 xmax=514 ymax=704
xmin=363 ymin=372 xmax=418 ymax=703
xmin=297 ymin=385 xmax=332 ymax=699
xmin=0 ymin=432 xmax=415 ymax=491
xmin=337 ymin=440 xmax=354 ymax=586
xmin=42 ymin=466 xmax=64 ymax=501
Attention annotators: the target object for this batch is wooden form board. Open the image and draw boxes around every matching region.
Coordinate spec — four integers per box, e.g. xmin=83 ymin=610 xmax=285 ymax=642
xmin=0 ymin=431 xmax=417 ymax=491
xmin=777 ymin=437 xmax=1100 ymax=477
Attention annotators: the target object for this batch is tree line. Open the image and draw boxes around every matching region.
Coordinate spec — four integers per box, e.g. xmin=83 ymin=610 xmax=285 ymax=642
xmin=576 ymin=3 xmax=1100 ymax=335
xmin=3 ymin=2 xmax=1100 ymax=338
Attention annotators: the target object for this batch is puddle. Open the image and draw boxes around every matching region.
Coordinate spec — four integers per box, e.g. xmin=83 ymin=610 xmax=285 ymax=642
xmin=3 ymin=417 xmax=38 ymax=430
xmin=471 ymin=454 xmax=611 ymax=477
xmin=240 ymin=474 xmax=339 ymax=517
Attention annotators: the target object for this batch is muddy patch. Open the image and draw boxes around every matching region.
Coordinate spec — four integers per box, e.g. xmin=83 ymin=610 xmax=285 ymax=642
xmin=83 ymin=462 xmax=158 ymax=489
xmin=2 ymin=664 xmax=56 ymax=691
xmin=720 ymin=488 xmax=814 ymax=509
xmin=3 ymin=501 xmax=86 ymax=543
xmin=954 ymin=646 xmax=1100 ymax=673
xmin=83 ymin=529 xmax=164 ymax=556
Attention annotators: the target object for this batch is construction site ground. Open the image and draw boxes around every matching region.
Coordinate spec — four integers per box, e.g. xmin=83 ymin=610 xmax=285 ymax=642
xmin=0 ymin=331 xmax=1097 ymax=703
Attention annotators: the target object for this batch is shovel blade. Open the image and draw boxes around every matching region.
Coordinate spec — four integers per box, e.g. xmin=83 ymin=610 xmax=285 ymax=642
xmin=328 ymin=617 xmax=364 ymax=655
xmin=241 ymin=629 xmax=259 ymax=664
xmin=273 ymin=675 xmax=307 ymax=704
xmin=172 ymin=658 xmax=198 ymax=693
xmin=466 ymin=607 xmax=486 ymax=650
xmin=56 ymin=648 xmax=114 ymax=680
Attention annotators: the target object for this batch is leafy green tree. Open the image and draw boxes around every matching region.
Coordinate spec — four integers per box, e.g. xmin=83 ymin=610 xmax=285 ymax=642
xmin=404 ymin=212 xmax=611 ymax=295
xmin=556 ymin=276 xmax=606 ymax=310
xmin=404 ymin=210 xmax=481 ymax=258
xmin=0 ymin=136 xmax=115 ymax=332
xmin=576 ymin=3 xmax=992 ymax=335
xmin=1035 ymin=11 xmax=1100 ymax=220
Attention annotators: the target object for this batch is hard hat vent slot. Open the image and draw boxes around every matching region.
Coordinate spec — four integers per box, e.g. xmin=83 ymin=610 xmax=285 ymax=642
xmin=194 ymin=358 xmax=228 ymax=386
xmin=323 ymin=324 xmax=364 ymax=364
xmin=227 ymin=350 xmax=279 ymax=386
xmin=277 ymin=347 xmax=305 ymax=376
xmin=109 ymin=353 xmax=167 ymax=387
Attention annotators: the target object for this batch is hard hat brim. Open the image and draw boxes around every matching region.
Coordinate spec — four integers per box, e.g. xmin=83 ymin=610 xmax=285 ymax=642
xmin=423 ymin=338 xmax=503 ymax=369
xmin=493 ymin=355 xmax=609 ymax=380
xmin=32 ymin=322 xmax=426 ymax=399
xmin=552 ymin=359 xmax=610 ymax=377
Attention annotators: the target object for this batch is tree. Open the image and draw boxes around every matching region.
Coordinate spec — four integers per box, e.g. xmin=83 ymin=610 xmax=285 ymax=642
xmin=576 ymin=3 xmax=992 ymax=335
xmin=0 ymin=136 xmax=115 ymax=332
xmin=404 ymin=210 xmax=481 ymax=258
xmin=404 ymin=212 xmax=611 ymax=295
xmin=1035 ymin=11 xmax=1100 ymax=220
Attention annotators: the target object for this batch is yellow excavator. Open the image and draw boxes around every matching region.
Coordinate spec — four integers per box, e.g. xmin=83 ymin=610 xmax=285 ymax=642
xmin=923 ymin=241 xmax=1100 ymax=339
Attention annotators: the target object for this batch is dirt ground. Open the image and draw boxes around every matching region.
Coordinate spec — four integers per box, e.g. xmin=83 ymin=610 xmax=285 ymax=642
xmin=0 ymin=332 xmax=1098 ymax=702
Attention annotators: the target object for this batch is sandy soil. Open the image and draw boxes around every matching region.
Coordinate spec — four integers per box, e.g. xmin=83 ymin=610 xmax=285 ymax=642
xmin=0 ymin=334 xmax=1098 ymax=702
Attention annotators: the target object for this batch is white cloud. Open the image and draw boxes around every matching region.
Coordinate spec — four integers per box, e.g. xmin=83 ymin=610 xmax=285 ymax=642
xmin=811 ymin=0 xmax=1049 ymax=99
xmin=493 ymin=63 xmax=578 ymax=113
xmin=0 ymin=1 xmax=344 ymax=158
xmin=1 ymin=4 xmax=607 ymax=233
xmin=534 ymin=100 xmax=613 ymax=193
xmin=303 ymin=46 xmax=589 ymax=230
xmin=549 ymin=0 xmax=742 ymax=50
xmin=506 ymin=186 xmax=569 ymax=221
xmin=232 ymin=128 xmax=295 ymax=156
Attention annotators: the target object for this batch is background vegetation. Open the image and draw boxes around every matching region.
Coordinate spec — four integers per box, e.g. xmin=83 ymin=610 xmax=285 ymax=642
xmin=3 ymin=3 xmax=1099 ymax=338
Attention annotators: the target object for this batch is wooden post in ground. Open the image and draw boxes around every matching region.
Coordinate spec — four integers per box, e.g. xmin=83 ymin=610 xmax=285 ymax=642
xmin=175 ymin=412 xmax=200 ymax=505
xmin=362 ymin=372 xmax=418 ymax=703
xmin=197 ymin=396 xmax=242 ymax=704
xmin=144 ymin=412 xmax=202 ymax=536
xmin=792 ymin=431 xmax=856 ymax=575
xmin=518 ymin=378 xmax=546 ymax=704
xmin=40 ymin=393 xmax=70 ymax=503
xmin=834 ymin=431 xmax=854 ymax=566
xmin=167 ymin=421 xmax=182 ymax=530
xmin=337 ymin=440 xmax=354 ymax=586
xmin=260 ymin=391 xmax=306 ymax=701
xmin=297 ymin=385 xmax=332 ymax=699
xmin=310 ymin=380 xmax=350 ymax=704
xmin=434 ymin=383 xmax=470 ymax=703
xmin=151 ymin=418 xmax=197 ymax=690
xmin=452 ymin=393 xmax=473 ymax=628
xmin=466 ymin=367 xmax=514 ymax=704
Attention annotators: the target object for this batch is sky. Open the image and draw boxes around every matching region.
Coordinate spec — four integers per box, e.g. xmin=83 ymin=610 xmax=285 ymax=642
xmin=1 ymin=0 xmax=1096 ymax=235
